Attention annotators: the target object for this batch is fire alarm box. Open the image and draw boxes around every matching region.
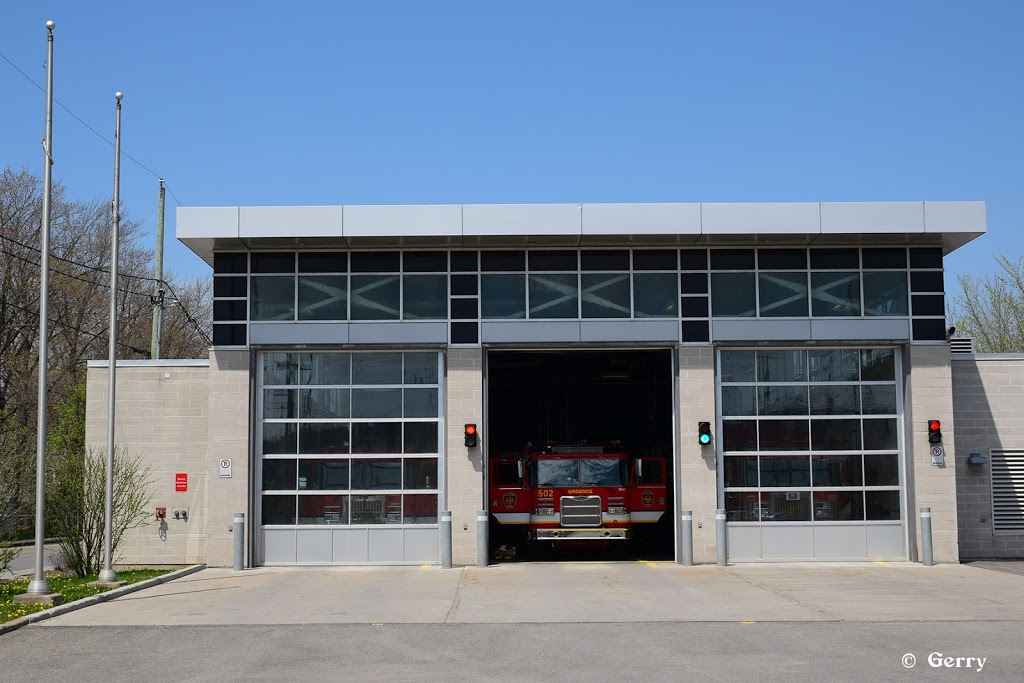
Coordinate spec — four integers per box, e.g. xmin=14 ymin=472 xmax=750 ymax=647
xmin=155 ymin=507 xmax=167 ymax=520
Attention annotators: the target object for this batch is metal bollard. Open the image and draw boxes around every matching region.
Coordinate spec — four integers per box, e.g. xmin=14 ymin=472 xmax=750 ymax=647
xmin=920 ymin=507 xmax=934 ymax=566
xmin=233 ymin=513 xmax=244 ymax=571
xmin=716 ymin=508 xmax=727 ymax=566
xmin=680 ymin=510 xmax=694 ymax=566
xmin=441 ymin=511 xmax=453 ymax=569
xmin=477 ymin=511 xmax=489 ymax=568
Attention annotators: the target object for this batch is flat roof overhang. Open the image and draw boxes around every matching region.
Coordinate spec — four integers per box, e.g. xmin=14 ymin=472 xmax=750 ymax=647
xmin=177 ymin=201 xmax=986 ymax=267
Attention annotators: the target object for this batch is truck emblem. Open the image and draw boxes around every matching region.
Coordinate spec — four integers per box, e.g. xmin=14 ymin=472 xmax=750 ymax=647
xmin=503 ymin=493 xmax=517 ymax=509
xmin=642 ymin=491 xmax=654 ymax=508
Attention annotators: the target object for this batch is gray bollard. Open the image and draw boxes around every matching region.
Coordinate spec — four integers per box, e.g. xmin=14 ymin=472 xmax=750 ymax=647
xmin=716 ymin=508 xmax=727 ymax=566
xmin=441 ymin=511 xmax=453 ymax=569
xmin=920 ymin=507 xmax=934 ymax=566
xmin=233 ymin=513 xmax=244 ymax=571
xmin=477 ymin=510 xmax=489 ymax=568
xmin=680 ymin=510 xmax=694 ymax=566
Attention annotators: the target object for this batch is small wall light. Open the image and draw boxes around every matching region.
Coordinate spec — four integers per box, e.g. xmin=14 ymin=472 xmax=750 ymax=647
xmin=967 ymin=452 xmax=988 ymax=465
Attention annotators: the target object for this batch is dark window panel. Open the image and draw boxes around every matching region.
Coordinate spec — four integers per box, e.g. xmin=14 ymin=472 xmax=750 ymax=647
xmin=263 ymin=423 xmax=297 ymax=455
xmin=351 ymin=424 xmax=402 ymax=455
xmin=758 ymin=272 xmax=808 ymax=317
xmin=300 ymin=423 xmax=351 ymax=455
xmin=299 ymin=459 xmax=350 ymax=491
xmin=680 ymin=297 xmax=709 ymax=318
xmin=912 ymin=294 xmax=945 ymax=316
xmin=350 ymin=275 xmax=400 ymax=320
xmin=861 ymin=248 xmax=907 ymax=269
xmin=262 ymin=459 xmax=297 ymax=491
xmin=725 ymin=491 xmax=763 ymax=522
xmin=451 ymin=274 xmax=478 ymax=296
xmin=212 ymin=324 xmax=246 ymax=346
xmin=810 ymin=272 xmax=861 ymax=316
xmin=262 ymin=495 xmax=296 ymax=525
xmin=761 ymin=492 xmax=811 ymax=522
xmin=863 ymin=418 xmax=899 ymax=451
xmin=580 ymin=273 xmax=629 ymax=318
xmin=710 ymin=273 xmax=756 ymax=317
xmin=720 ymin=350 xmax=756 ymax=382
xmin=759 ymin=455 xmax=811 ymax=487
xmin=298 ymin=252 xmax=347 ymax=273
xmin=298 ymin=276 xmax=347 ymax=320
xmin=710 ymin=249 xmax=755 ymax=271
xmin=450 ymin=298 xmax=478 ymax=320
xmin=403 ymin=251 xmax=448 ymax=272
xmin=251 ymin=252 xmax=295 ymax=273
xmin=861 ymin=349 xmax=896 ymax=381
xmin=811 ymin=455 xmax=863 ymax=487
xmin=581 ymin=250 xmax=630 ymax=271
xmin=910 ymin=271 xmax=944 ymax=292
xmin=350 ymin=252 xmax=400 ymax=273
xmin=213 ymin=252 xmax=247 ymax=273
xmin=450 ymin=251 xmax=479 ymax=272
xmin=680 ymin=272 xmax=709 ymax=294
xmin=758 ymin=385 xmax=808 ymax=416
xmin=758 ymin=249 xmax=807 ymax=270
xmin=810 ymin=248 xmax=859 ymax=270
xmin=481 ymin=251 xmax=526 ymax=271
xmin=528 ymin=250 xmax=577 ymax=271
xmin=912 ymin=318 xmax=948 ymax=341
xmin=633 ymin=250 xmax=678 ymax=271
xmin=350 ymin=458 xmax=402 ymax=488
xmin=723 ymin=455 xmax=759 ymax=487
xmin=865 ymin=490 xmax=901 ymax=520
xmin=214 ymin=276 xmax=247 ymax=298
xmin=681 ymin=320 xmax=710 ymax=342
xmin=679 ymin=249 xmax=708 ymax=271
xmin=402 ymin=275 xmax=448 ymax=319
xmin=213 ymin=300 xmax=246 ymax=321
xmin=811 ymin=419 xmax=862 ymax=450
xmin=404 ymin=423 xmax=439 ymax=454
xmin=864 ymin=454 xmax=900 ymax=486
xmin=863 ymin=272 xmax=908 ymax=316
xmin=759 ymin=419 xmax=810 ymax=451
xmin=812 ymin=491 xmax=864 ymax=521
xmin=722 ymin=419 xmax=758 ymax=452
xmin=909 ymin=248 xmax=944 ymax=269
xmin=451 ymin=322 xmax=479 ymax=344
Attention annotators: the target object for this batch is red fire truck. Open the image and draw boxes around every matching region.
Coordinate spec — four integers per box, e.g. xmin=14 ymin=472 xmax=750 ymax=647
xmin=488 ymin=442 xmax=667 ymax=553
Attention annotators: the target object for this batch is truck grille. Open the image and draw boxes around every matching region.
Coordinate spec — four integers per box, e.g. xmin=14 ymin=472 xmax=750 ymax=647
xmin=560 ymin=495 xmax=602 ymax=527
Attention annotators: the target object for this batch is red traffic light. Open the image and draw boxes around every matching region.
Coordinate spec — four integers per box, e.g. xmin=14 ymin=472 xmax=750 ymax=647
xmin=465 ymin=424 xmax=477 ymax=435
xmin=464 ymin=423 xmax=478 ymax=447
xmin=928 ymin=419 xmax=942 ymax=444
xmin=928 ymin=420 xmax=941 ymax=432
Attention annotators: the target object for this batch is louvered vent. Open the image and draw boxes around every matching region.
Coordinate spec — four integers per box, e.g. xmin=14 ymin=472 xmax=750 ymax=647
xmin=991 ymin=449 xmax=1024 ymax=534
xmin=950 ymin=337 xmax=974 ymax=354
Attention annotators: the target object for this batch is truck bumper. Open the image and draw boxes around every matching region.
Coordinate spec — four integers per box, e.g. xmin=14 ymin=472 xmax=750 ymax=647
xmin=534 ymin=528 xmax=630 ymax=540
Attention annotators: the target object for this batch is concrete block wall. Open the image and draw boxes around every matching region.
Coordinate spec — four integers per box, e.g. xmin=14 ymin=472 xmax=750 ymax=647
xmin=445 ymin=348 xmax=484 ymax=565
xmin=952 ymin=356 xmax=1024 ymax=558
xmin=906 ymin=345 xmax=960 ymax=563
xmin=678 ymin=347 xmax=719 ymax=563
xmin=85 ymin=361 xmax=211 ymax=567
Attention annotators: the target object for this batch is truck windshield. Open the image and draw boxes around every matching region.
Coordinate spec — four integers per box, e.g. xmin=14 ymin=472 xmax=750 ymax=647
xmin=534 ymin=459 xmax=579 ymax=487
xmin=580 ymin=458 xmax=626 ymax=486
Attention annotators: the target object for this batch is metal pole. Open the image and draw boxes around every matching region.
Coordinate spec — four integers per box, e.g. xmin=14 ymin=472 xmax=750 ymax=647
xmin=715 ymin=508 xmax=727 ymax=566
xmin=26 ymin=20 xmax=56 ymax=597
xmin=440 ymin=511 xmax=452 ymax=569
xmin=680 ymin=511 xmax=693 ymax=566
xmin=150 ymin=180 xmax=165 ymax=359
xmin=98 ymin=92 xmax=123 ymax=584
xmin=233 ymin=513 xmax=244 ymax=571
xmin=920 ymin=507 xmax=934 ymax=566
xmin=476 ymin=511 xmax=488 ymax=568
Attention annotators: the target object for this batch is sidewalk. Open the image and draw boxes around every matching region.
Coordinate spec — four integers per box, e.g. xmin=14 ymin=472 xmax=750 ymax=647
xmin=37 ymin=561 xmax=1024 ymax=627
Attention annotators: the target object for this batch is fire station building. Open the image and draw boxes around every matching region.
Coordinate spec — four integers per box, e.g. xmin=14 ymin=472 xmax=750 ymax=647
xmin=83 ymin=201 xmax=1024 ymax=568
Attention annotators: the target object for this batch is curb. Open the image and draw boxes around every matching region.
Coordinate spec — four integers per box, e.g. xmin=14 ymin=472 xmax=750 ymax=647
xmin=0 ymin=564 xmax=206 ymax=636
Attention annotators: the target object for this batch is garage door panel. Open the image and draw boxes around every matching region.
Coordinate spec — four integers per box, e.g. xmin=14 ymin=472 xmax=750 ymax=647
xmin=334 ymin=528 xmax=370 ymax=563
xmin=263 ymin=529 xmax=297 ymax=563
xmin=404 ymin=528 xmax=440 ymax=563
xmin=368 ymin=528 xmax=404 ymax=562
xmin=866 ymin=523 xmax=904 ymax=560
xmin=726 ymin=525 xmax=761 ymax=561
xmin=813 ymin=525 xmax=866 ymax=560
xmin=296 ymin=529 xmax=333 ymax=562
xmin=762 ymin=525 xmax=813 ymax=560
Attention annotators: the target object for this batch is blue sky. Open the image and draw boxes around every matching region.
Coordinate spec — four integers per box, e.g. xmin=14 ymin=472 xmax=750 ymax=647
xmin=2 ymin=1 xmax=1021 ymax=292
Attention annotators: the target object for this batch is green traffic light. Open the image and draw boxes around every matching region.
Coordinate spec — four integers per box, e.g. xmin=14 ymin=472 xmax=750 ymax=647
xmin=699 ymin=433 xmax=711 ymax=445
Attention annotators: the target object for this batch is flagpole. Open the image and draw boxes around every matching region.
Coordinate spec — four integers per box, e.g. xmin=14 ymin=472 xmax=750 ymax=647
xmin=98 ymin=91 xmax=123 ymax=585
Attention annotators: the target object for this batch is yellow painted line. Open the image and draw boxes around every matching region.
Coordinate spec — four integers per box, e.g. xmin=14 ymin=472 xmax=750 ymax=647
xmin=371 ymin=623 xmax=384 ymax=627
xmin=741 ymin=621 xmax=756 ymax=625
xmin=420 ymin=564 xmax=431 ymax=569
xmin=873 ymin=560 xmax=891 ymax=566
xmin=644 ymin=561 xmax=658 ymax=568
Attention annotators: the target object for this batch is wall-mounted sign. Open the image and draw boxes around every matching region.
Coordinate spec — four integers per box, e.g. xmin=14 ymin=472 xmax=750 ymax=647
xmin=219 ymin=458 xmax=232 ymax=478
xmin=175 ymin=473 xmax=188 ymax=492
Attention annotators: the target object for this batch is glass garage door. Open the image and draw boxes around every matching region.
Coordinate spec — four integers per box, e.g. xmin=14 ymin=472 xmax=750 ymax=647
xmin=258 ymin=351 xmax=442 ymax=564
xmin=718 ymin=347 xmax=905 ymax=561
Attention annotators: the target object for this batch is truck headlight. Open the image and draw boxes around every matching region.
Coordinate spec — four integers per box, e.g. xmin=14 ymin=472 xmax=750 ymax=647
xmin=607 ymin=506 xmax=626 ymax=515
xmin=534 ymin=507 xmax=555 ymax=516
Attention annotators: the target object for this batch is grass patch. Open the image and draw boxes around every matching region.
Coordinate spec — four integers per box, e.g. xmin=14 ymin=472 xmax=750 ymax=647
xmin=1 ymin=568 xmax=171 ymax=624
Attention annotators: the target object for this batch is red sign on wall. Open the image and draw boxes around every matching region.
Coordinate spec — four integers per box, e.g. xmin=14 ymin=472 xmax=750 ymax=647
xmin=175 ymin=473 xmax=188 ymax=492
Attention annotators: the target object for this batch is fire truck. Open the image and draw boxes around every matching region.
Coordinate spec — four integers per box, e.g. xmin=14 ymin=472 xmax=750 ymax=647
xmin=488 ymin=442 xmax=667 ymax=554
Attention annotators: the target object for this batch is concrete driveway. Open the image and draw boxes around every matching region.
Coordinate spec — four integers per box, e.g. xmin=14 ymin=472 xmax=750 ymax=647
xmin=36 ymin=560 xmax=1024 ymax=626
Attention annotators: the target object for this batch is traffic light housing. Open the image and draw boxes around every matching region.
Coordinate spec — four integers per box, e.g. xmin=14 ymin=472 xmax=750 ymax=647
xmin=698 ymin=421 xmax=712 ymax=446
xmin=928 ymin=420 xmax=942 ymax=444
xmin=464 ymin=423 xmax=478 ymax=448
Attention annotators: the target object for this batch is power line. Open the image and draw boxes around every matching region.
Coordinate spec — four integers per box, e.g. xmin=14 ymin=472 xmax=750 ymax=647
xmin=0 ymin=241 xmax=153 ymax=298
xmin=0 ymin=48 xmax=182 ymax=207
xmin=0 ymin=294 xmax=152 ymax=357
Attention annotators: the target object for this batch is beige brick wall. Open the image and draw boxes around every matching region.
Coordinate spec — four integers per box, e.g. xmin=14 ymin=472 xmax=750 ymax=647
xmin=906 ymin=345 xmax=960 ymax=563
xmin=952 ymin=356 xmax=1024 ymax=559
xmin=678 ymin=346 xmax=719 ymax=563
xmin=85 ymin=349 xmax=251 ymax=569
xmin=445 ymin=348 xmax=485 ymax=565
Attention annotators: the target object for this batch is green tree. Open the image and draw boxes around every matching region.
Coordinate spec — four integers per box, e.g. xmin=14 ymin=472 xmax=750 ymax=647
xmin=950 ymin=255 xmax=1024 ymax=353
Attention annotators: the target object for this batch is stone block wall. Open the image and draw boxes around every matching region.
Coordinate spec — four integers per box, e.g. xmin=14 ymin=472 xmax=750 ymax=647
xmin=445 ymin=348 xmax=484 ymax=565
xmin=678 ymin=346 xmax=718 ymax=563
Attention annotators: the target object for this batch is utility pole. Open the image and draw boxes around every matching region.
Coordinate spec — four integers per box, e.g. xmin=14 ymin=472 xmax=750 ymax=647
xmin=151 ymin=179 xmax=165 ymax=360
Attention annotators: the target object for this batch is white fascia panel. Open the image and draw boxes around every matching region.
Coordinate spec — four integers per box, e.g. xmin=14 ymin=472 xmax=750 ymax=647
xmin=239 ymin=206 xmax=343 ymax=238
xmin=820 ymin=202 xmax=925 ymax=235
xmin=701 ymin=203 xmax=820 ymax=235
xmin=582 ymin=203 xmax=700 ymax=235
xmin=176 ymin=206 xmax=239 ymax=238
xmin=344 ymin=204 xmax=462 ymax=237
xmin=463 ymin=203 xmax=582 ymax=236
xmin=923 ymin=202 xmax=987 ymax=234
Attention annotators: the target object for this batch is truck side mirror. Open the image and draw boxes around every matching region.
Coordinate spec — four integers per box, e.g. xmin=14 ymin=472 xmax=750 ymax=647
xmin=517 ymin=459 xmax=524 ymax=481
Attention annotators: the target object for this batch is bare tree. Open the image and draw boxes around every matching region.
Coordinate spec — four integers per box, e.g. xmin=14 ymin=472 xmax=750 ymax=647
xmin=949 ymin=254 xmax=1024 ymax=353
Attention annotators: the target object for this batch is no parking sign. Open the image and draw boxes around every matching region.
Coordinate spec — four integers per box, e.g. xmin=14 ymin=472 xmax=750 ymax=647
xmin=219 ymin=458 xmax=232 ymax=478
